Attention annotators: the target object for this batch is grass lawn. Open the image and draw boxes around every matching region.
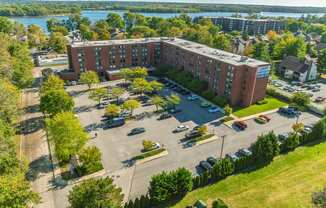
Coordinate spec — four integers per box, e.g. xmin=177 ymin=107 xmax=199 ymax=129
xmin=173 ymin=141 xmax=326 ymax=208
xmin=233 ymin=96 xmax=287 ymax=118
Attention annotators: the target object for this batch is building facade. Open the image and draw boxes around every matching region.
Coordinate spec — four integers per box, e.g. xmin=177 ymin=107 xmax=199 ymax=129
xmin=64 ymin=37 xmax=270 ymax=107
xmin=195 ymin=17 xmax=285 ymax=35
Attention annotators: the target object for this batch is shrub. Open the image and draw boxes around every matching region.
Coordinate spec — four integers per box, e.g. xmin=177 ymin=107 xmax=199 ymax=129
xmin=133 ymin=148 xmax=165 ymax=160
xmin=202 ymin=89 xmax=215 ymax=100
xmin=78 ymin=146 xmax=103 ymax=175
xmin=257 ymin=99 xmax=268 ymax=105
xmin=211 ymin=158 xmax=235 ymax=180
xmin=142 ymin=140 xmax=156 ymax=152
xmin=212 ymin=96 xmax=228 ymax=107
xmin=212 ymin=199 xmax=228 ymax=208
xmin=149 ymin=168 xmax=193 ymax=204
xmin=281 ymin=133 xmax=301 ymax=152
xmin=252 ymin=131 xmax=280 ymax=165
xmin=222 ymin=116 xmax=234 ymax=123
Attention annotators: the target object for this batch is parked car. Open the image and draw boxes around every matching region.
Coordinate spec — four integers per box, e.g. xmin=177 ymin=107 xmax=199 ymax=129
xmin=315 ymin=97 xmax=325 ymax=103
xmin=185 ymin=130 xmax=202 ymax=139
xmin=187 ymin=95 xmax=199 ymax=101
xmin=301 ymin=125 xmax=313 ymax=134
xmin=199 ymin=161 xmax=213 ymax=171
xmin=278 ymin=107 xmax=300 ymax=116
xmin=206 ymin=156 xmax=218 ymax=166
xmin=200 ymin=101 xmax=211 ymax=108
xmin=234 ymin=121 xmax=248 ymax=130
xmin=254 ymin=117 xmax=267 ymax=124
xmin=128 ymin=127 xmax=145 ymax=136
xmin=158 ymin=113 xmax=172 ymax=120
xmin=207 ymin=106 xmax=220 ymax=113
xmin=259 ymin=115 xmax=271 ymax=122
xmin=107 ymin=117 xmax=125 ymax=128
xmin=226 ymin=153 xmax=239 ymax=162
xmin=312 ymin=88 xmax=320 ymax=92
xmin=237 ymin=148 xmax=252 ymax=157
xmin=180 ymin=90 xmax=191 ymax=95
xmin=173 ymin=125 xmax=189 ymax=133
xmin=278 ymin=132 xmax=290 ymax=143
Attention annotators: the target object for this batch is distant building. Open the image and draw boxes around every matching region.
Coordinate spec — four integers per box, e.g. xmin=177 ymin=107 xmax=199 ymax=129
xmin=278 ymin=56 xmax=318 ymax=82
xmin=195 ymin=17 xmax=285 ymax=35
xmin=64 ymin=37 xmax=270 ymax=107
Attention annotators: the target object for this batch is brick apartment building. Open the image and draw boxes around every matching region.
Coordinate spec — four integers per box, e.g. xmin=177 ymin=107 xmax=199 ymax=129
xmin=64 ymin=37 xmax=270 ymax=107
xmin=195 ymin=16 xmax=285 ymax=35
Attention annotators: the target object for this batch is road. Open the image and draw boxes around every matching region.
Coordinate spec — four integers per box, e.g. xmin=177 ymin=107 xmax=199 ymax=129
xmin=20 ymin=67 xmax=56 ymax=208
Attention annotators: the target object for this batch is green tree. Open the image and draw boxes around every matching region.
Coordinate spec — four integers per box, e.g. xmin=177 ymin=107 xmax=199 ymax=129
xmin=273 ymin=33 xmax=307 ymax=60
xmin=212 ymin=158 xmax=235 ymax=179
xmin=197 ymin=125 xmax=208 ymax=135
xmin=79 ymin=24 xmax=96 ymax=40
xmin=89 ymin=88 xmax=107 ymax=105
xmin=132 ymin=67 xmax=148 ymax=80
xmin=93 ymin=20 xmax=111 ymax=40
xmin=0 ymin=17 xmax=13 ymax=34
xmin=252 ymin=131 xmax=280 ymax=164
xmin=41 ymin=75 xmax=64 ymax=94
xmin=105 ymin=104 xmax=121 ymax=118
xmin=0 ymin=127 xmax=20 ymax=175
xmin=174 ymin=167 xmax=193 ymax=196
xmin=120 ymin=68 xmax=133 ymax=83
xmin=252 ymin=42 xmax=271 ymax=62
xmin=110 ymin=87 xmax=125 ymax=103
xmin=282 ymin=133 xmax=301 ymax=152
xmin=318 ymin=48 xmax=326 ymax=73
xmin=308 ymin=117 xmax=326 ymax=142
xmin=150 ymin=80 xmax=164 ymax=92
xmin=152 ymin=96 xmax=166 ymax=111
xmin=46 ymin=112 xmax=88 ymax=162
xmin=40 ymin=89 xmax=74 ymax=117
xmin=106 ymin=13 xmax=125 ymax=29
xmin=166 ymin=94 xmax=181 ymax=109
xmin=0 ymin=174 xmax=40 ymax=208
xmin=0 ymin=79 xmax=20 ymax=124
xmin=48 ymin=32 xmax=68 ymax=53
xmin=79 ymin=71 xmax=100 ymax=90
xmin=132 ymin=78 xmax=152 ymax=95
xmin=291 ymin=92 xmax=310 ymax=110
xmin=213 ymin=34 xmax=231 ymax=51
xmin=9 ymin=40 xmax=34 ymax=88
xmin=78 ymin=146 xmax=103 ymax=175
xmin=130 ymin=26 xmax=157 ymax=38
xmin=68 ymin=177 xmax=123 ymax=208
xmin=27 ymin=24 xmax=47 ymax=49
xmin=224 ymin=104 xmax=233 ymax=116
xmin=122 ymin=99 xmax=140 ymax=115
xmin=142 ymin=140 xmax=156 ymax=151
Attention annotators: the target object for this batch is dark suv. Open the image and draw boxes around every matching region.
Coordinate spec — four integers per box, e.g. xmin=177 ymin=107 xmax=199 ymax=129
xmin=158 ymin=113 xmax=172 ymax=120
xmin=185 ymin=130 xmax=202 ymax=139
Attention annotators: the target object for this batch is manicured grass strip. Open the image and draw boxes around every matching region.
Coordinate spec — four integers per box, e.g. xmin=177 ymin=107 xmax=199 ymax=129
xmin=233 ymin=96 xmax=287 ymax=118
xmin=173 ymin=141 xmax=326 ymax=208
xmin=190 ymin=134 xmax=215 ymax=143
xmin=133 ymin=148 xmax=166 ymax=160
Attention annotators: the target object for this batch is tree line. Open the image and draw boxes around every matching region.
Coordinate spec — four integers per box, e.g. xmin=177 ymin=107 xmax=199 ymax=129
xmin=2 ymin=2 xmax=326 ymax=17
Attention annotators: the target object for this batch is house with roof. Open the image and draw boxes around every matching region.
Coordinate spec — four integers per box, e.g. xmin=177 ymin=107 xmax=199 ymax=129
xmin=278 ymin=56 xmax=318 ymax=82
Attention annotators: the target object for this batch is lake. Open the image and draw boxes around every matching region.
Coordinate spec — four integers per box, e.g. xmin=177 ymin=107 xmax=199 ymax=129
xmin=11 ymin=10 xmax=326 ymax=32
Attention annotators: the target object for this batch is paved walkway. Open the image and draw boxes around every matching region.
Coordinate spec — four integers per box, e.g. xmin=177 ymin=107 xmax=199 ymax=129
xmin=20 ymin=67 xmax=55 ymax=208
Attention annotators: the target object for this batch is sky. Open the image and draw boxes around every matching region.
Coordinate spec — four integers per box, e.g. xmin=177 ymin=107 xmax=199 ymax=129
xmin=35 ymin=0 xmax=326 ymax=7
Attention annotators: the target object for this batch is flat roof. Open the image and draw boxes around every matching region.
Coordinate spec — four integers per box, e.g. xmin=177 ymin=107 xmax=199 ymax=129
xmin=202 ymin=16 xmax=284 ymax=22
xmin=70 ymin=37 xmax=269 ymax=67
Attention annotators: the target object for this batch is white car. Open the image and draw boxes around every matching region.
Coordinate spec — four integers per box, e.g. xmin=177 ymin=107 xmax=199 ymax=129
xmin=187 ymin=95 xmax=199 ymax=101
xmin=173 ymin=125 xmax=189 ymax=133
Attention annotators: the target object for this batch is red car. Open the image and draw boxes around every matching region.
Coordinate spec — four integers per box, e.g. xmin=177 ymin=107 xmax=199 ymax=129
xmin=259 ymin=115 xmax=271 ymax=122
xmin=234 ymin=121 xmax=248 ymax=130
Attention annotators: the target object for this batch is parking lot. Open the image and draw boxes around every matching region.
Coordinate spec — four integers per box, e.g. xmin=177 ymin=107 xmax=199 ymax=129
xmin=53 ymin=79 xmax=321 ymax=206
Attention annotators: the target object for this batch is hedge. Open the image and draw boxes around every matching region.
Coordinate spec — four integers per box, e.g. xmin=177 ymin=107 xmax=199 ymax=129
xmin=133 ymin=148 xmax=166 ymax=160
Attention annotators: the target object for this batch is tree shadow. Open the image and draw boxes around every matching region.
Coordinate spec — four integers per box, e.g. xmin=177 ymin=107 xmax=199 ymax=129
xmin=74 ymin=105 xmax=94 ymax=113
xmin=24 ymin=104 xmax=40 ymax=113
xmin=18 ymin=116 xmax=44 ymax=135
xmin=69 ymin=90 xmax=87 ymax=97
xmin=84 ymin=123 xmax=105 ymax=132
xmin=26 ymin=155 xmax=54 ymax=182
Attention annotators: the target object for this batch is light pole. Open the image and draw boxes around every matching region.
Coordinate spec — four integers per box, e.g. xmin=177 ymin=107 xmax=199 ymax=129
xmin=220 ymin=135 xmax=227 ymax=159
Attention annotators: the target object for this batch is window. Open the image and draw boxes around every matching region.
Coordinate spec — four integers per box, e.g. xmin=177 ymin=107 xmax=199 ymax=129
xmin=256 ymin=66 xmax=270 ymax=78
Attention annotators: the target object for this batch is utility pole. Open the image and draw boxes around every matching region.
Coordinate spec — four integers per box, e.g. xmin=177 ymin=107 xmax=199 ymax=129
xmin=220 ymin=135 xmax=226 ymax=159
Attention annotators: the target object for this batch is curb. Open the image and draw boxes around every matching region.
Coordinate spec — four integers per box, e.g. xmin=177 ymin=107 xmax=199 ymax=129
xmin=135 ymin=150 xmax=169 ymax=165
